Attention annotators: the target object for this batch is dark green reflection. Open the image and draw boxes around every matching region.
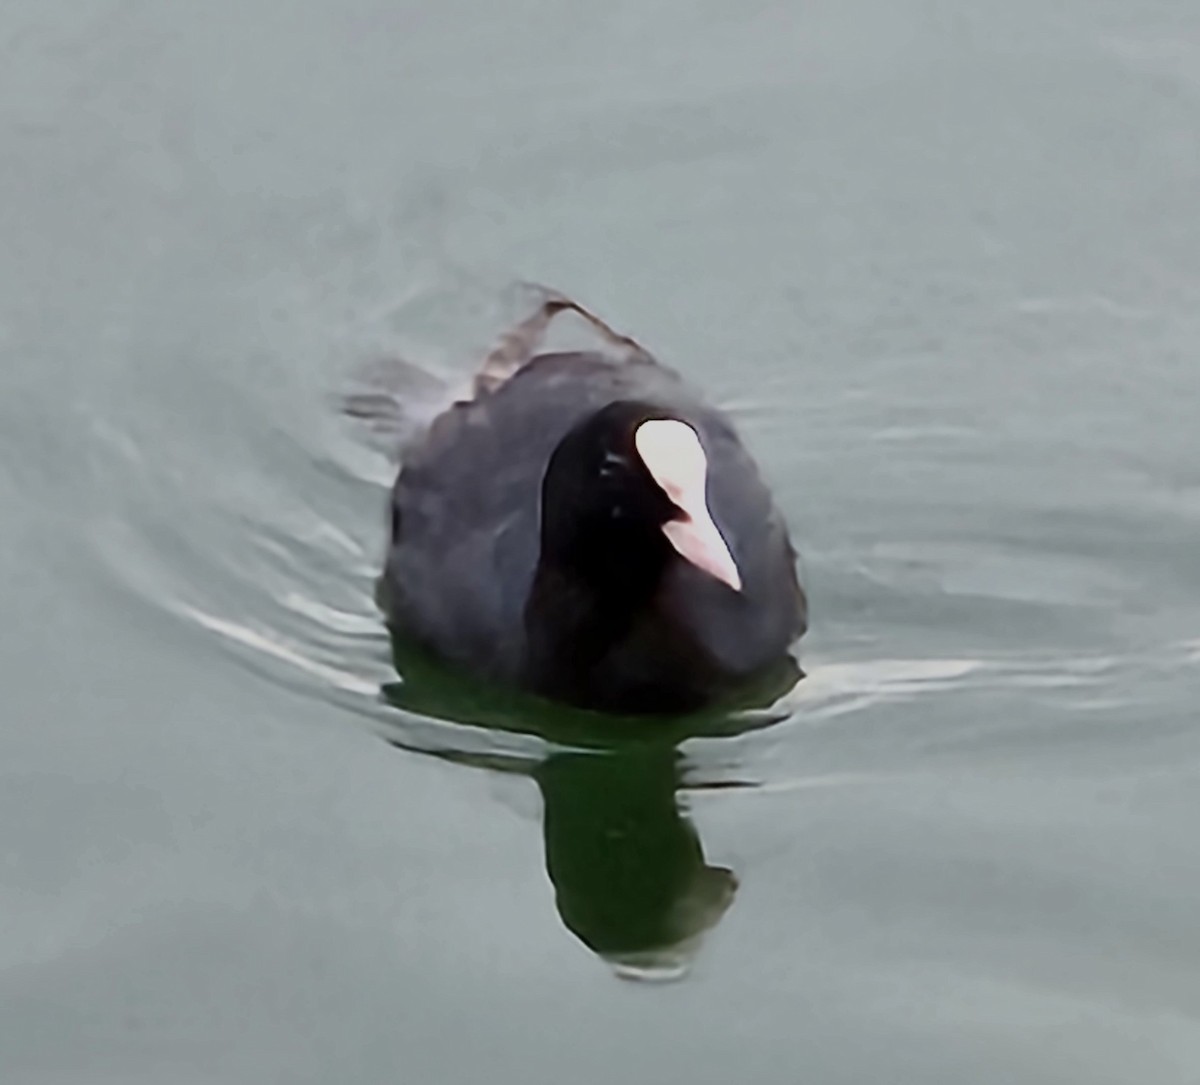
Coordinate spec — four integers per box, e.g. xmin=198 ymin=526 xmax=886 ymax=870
xmin=381 ymin=632 xmax=799 ymax=978
xmin=537 ymin=745 xmax=735 ymax=979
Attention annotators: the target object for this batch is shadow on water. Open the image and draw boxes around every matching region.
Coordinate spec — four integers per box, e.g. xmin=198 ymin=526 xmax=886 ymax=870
xmin=380 ymin=633 xmax=802 ymax=980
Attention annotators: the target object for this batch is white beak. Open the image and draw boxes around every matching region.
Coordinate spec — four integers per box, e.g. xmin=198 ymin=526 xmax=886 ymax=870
xmin=634 ymin=419 xmax=742 ymax=592
xmin=661 ymin=510 xmax=742 ymax=591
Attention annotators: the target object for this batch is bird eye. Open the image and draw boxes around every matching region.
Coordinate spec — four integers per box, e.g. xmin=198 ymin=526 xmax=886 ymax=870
xmin=599 ymin=449 xmax=630 ymax=483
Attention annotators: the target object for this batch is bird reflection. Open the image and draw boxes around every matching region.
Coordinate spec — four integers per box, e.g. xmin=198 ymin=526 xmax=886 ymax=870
xmin=536 ymin=745 xmax=736 ymax=979
xmin=381 ymin=635 xmax=798 ymax=979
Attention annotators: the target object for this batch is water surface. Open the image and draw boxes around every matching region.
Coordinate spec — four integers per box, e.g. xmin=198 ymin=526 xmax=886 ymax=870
xmin=3 ymin=2 xmax=1200 ymax=1082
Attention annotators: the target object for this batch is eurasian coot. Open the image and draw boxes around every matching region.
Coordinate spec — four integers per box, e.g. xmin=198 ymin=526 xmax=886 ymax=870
xmin=378 ymin=292 xmax=806 ymax=714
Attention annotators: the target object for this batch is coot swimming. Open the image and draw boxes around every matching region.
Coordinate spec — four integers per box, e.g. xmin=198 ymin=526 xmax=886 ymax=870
xmin=377 ymin=291 xmax=806 ymax=714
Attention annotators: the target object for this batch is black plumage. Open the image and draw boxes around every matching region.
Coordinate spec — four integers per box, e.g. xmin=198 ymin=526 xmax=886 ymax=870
xmin=379 ymin=296 xmax=806 ymax=714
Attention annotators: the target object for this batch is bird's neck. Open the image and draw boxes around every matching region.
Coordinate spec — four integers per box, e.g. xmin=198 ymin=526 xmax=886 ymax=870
xmin=523 ymin=553 xmax=662 ymax=703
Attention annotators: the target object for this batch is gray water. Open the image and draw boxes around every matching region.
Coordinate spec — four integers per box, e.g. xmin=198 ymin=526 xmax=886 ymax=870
xmin=4 ymin=2 xmax=1200 ymax=1082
